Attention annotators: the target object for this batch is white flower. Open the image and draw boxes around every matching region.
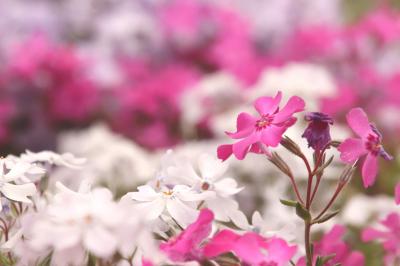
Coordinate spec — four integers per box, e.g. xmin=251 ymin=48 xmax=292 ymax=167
xmin=0 ymin=158 xmax=39 ymax=210
xmin=20 ymin=150 xmax=86 ymax=169
xmin=164 ymin=152 xmax=248 ymax=228
xmin=126 ymin=184 xmax=213 ymax=227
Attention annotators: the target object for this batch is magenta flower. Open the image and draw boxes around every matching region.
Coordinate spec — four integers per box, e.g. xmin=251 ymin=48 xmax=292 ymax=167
xmin=302 ymin=112 xmax=333 ymax=152
xmin=298 ymin=225 xmax=364 ymax=266
xmin=203 ymin=229 xmax=297 ymax=266
xmin=338 ymin=108 xmax=393 ymax=187
xmin=217 ymin=91 xmax=305 ymax=161
xmin=362 ymin=212 xmax=400 ymax=265
xmin=160 ymin=208 xmax=213 ymax=262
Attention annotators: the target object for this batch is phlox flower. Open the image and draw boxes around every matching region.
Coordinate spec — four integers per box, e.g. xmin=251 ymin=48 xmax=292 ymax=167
xmin=0 ymin=157 xmax=42 ymax=210
xmin=362 ymin=212 xmax=400 ymax=265
xmin=20 ymin=150 xmax=86 ymax=169
xmin=217 ymin=91 xmax=305 ymax=160
xmin=165 ymin=152 xmax=247 ymax=228
xmin=298 ymin=225 xmax=365 ymax=266
xmin=160 ymin=208 xmax=213 ymax=262
xmin=203 ymin=229 xmax=297 ymax=266
xmin=338 ymin=108 xmax=393 ymax=187
xmin=302 ymin=112 xmax=333 ymax=152
xmin=22 ymin=182 xmax=139 ymax=266
xmin=125 ymin=184 xmax=213 ymax=228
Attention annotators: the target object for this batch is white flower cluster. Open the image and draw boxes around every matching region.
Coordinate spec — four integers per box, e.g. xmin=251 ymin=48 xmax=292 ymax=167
xmin=125 ymin=151 xmax=248 ymax=229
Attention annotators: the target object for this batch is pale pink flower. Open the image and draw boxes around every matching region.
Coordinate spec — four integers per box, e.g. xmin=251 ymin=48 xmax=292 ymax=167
xmin=160 ymin=208 xmax=213 ymax=262
xmin=203 ymin=229 xmax=297 ymax=266
xmin=338 ymin=108 xmax=393 ymax=187
xmin=298 ymin=225 xmax=365 ymax=266
xmin=217 ymin=91 xmax=305 ymax=160
xmin=362 ymin=212 xmax=400 ymax=265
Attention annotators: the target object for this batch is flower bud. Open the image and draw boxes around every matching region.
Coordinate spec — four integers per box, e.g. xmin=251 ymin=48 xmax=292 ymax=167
xmin=302 ymin=112 xmax=333 ymax=152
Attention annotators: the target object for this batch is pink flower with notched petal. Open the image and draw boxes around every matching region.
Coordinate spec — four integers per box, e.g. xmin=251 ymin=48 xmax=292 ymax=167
xmin=203 ymin=229 xmax=297 ymax=266
xmin=362 ymin=212 xmax=400 ymax=265
xmin=338 ymin=108 xmax=393 ymax=188
xmin=217 ymin=91 xmax=305 ymax=161
xmin=160 ymin=208 xmax=214 ymax=262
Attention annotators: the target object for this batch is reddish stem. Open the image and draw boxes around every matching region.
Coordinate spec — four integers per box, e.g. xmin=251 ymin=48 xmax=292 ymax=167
xmin=314 ymin=183 xmax=345 ymax=221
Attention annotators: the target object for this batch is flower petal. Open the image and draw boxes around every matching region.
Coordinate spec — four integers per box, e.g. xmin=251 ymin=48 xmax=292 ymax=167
xmin=260 ymin=125 xmax=287 ymax=147
xmin=346 ymin=108 xmax=372 ymax=138
xmin=84 ymin=225 xmax=118 ymax=258
xmin=1 ymin=183 xmax=36 ymax=203
xmin=253 ymin=91 xmax=282 ymax=115
xmin=338 ymin=138 xmax=367 ymax=163
xmin=226 ymin=112 xmax=256 ymax=139
xmin=232 ymin=133 xmax=259 ymax=160
xmin=166 ymin=198 xmax=198 ymax=227
xmin=198 ymin=154 xmax=228 ymax=182
xmin=128 ymin=185 xmax=159 ymax=201
xmin=361 ymin=153 xmax=378 ymax=188
xmin=217 ymin=144 xmax=233 ymax=161
xmin=273 ymin=96 xmax=305 ymax=124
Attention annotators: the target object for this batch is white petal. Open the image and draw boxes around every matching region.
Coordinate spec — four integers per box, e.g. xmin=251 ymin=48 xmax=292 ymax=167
xmin=178 ymin=190 xmax=215 ymax=202
xmin=1 ymin=229 xmax=23 ymax=250
xmin=84 ymin=225 xmax=117 ymax=258
xmin=198 ymin=153 xmax=228 ymax=181
xmin=166 ymin=199 xmax=198 ymax=227
xmin=1 ymin=183 xmax=36 ymax=203
xmin=127 ymin=185 xmax=159 ymax=202
xmin=214 ymin=178 xmax=243 ymax=196
xmin=251 ymin=211 xmax=264 ymax=227
xmin=134 ymin=198 xmax=166 ymax=220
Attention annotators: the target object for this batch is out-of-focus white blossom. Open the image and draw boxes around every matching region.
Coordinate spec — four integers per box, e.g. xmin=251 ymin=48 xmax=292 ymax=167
xmin=250 ymin=63 xmax=337 ymax=110
xmin=55 ymin=124 xmax=156 ymax=191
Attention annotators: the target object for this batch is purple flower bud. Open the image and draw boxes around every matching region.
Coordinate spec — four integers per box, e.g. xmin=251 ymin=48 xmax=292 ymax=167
xmin=302 ymin=112 xmax=333 ymax=151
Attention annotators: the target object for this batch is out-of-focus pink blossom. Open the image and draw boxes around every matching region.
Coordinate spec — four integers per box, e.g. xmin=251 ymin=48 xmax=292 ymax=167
xmin=160 ymin=208 xmax=214 ymax=262
xmin=338 ymin=108 xmax=392 ymax=187
xmin=298 ymin=225 xmax=365 ymax=266
xmin=217 ymin=91 xmax=305 ymax=160
xmin=204 ymin=229 xmax=297 ymax=266
xmin=111 ymin=63 xmax=199 ymax=150
xmin=362 ymin=212 xmax=400 ymax=265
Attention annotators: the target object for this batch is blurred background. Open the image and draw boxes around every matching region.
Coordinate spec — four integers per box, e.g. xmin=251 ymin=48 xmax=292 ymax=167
xmin=0 ymin=0 xmax=399 ymax=264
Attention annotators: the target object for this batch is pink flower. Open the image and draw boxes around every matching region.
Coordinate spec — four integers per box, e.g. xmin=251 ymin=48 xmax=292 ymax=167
xmin=298 ymin=225 xmax=364 ymax=266
xmin=203 ymin=230 xmax=297 ymax=266
xmin=362 ymin=212 xmax=400 ymax=265
xmin=160 ymin=208 xmax=214 ymax=262
xmin=338 ymin=108 xmax=393 ymax=187
xmin=217 ymin=91 xmax=305 ymax=161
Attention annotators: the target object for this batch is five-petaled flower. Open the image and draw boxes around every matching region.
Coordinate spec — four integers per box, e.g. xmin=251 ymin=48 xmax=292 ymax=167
xmin=217 ymin=91 xmax=305 ymax=161
xmin=338 ymin=108 xmax=393 ymax=187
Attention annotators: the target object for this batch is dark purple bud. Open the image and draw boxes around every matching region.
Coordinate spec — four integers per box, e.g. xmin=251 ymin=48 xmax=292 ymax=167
xmin=302 ymin=112 xmax=333 ymax=151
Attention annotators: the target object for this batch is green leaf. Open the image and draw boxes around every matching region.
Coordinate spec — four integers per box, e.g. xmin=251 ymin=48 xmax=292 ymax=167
xmin=280 ymin=199 xmax=298 ymax=207
xmin=295 ymin=203 xmax=311 ymax=222
xmin=87 ymin=253 xmax=96 ymax=266
xmin=313 ymin=210 xmax=340 ymax=224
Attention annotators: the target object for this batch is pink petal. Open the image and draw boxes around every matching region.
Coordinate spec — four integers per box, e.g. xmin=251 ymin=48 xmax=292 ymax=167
xmin=395 ymin=183 xmax=400 ymax=205
xmin=217 ymin=144 xmax=233 ymax=161
xmin=260 ymin=125 xmax=287 ymax=147
xmin=232 ymin=133 xmax=259 ymax=160
xmin=338 ymin=138 xmax=367 ymax=163
xmin=361 ymin=228 xmax=386 ymax=241
xmin=263 ymin=238 xmax=297 ymax=266
xmin=203 ymin=230 xmax=238 ymax=258
xmin=253 ymin=91 xmax=282 ymax=115
xmin=225 ymin=112 xmax=256 ymax=139
xmin=343 ymin=251 xmax=365 ymax=266
xmin=346 ymin=108 xmax=372 ymax=138
xmin=233 ymin=233 xmax=266 ymax=263
xmin=273 ymin=96 xmax=305 ymax=124
xmin=361 ymin=153 xmax=378 ymax=188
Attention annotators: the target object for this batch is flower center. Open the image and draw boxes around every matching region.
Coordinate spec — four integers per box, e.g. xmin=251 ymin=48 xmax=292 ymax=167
xmin=255 ymin=115 xmax=274 ymax=130
xmin=365 ymin=134 xmax=382 ymax=156
xmin=163 ymin=190 xmax=173 ymax=196
xmin=201 ymin=182 xmax=210 ymax=191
